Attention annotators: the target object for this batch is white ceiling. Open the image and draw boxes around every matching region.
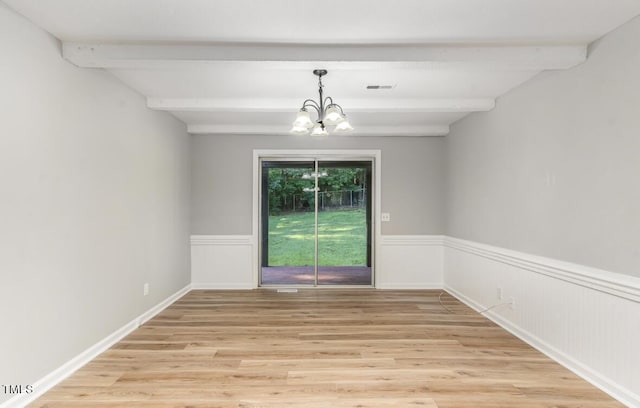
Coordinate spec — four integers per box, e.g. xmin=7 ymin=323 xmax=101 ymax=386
xmin=5 ymin=0 xmax=640 ymax=137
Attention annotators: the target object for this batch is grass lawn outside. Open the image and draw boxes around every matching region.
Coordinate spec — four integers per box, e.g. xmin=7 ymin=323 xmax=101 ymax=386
xmin=268 ymin=209 xmax=367 ymax=266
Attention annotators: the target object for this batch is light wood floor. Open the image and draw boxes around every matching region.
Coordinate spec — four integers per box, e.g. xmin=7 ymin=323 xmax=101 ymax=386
xmin=29 ymin=290 xmax=623 ymax=408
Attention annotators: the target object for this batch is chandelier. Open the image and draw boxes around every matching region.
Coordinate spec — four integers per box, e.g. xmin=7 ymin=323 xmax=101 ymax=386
xmin=290 ymin=69 xmax=354 ymax=136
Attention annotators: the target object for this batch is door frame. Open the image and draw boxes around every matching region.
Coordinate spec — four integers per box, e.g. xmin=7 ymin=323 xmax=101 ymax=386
xmin=252 ymin=149 xmax=382 ymax=288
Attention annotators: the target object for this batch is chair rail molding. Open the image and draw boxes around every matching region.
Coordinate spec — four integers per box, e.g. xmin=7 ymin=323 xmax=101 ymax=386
xmin=443 ymin=236 xmax=640 ymax=407
xmin=444 ymin=236 xmax=640 ymax=302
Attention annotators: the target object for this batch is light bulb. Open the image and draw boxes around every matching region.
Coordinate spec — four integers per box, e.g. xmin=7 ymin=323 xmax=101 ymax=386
xmin=323 ymin=106 xmax=343 ymax=125
xmin=290 ymin=125 xmax=310 ymax=135
xmin=292 ymin=109 xmax=314 ymax=129
xmin=334 ymin=117 xmax=354 ymax=133
xmin=310 ymin=123 xmax=328 ymax=137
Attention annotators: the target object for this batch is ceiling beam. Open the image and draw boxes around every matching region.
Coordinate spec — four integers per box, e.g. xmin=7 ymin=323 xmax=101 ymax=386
xmin=187 ymin=124 xmax=450 ymax=137
xmin=148 ymin=97 xmax=495 ymax=113
xmin=63 ymin=43 xmax=587 ymax=71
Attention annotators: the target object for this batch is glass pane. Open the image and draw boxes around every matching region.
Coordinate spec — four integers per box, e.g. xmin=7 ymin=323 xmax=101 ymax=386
xmin=261 ymin=162 xmax=316 ymax=285
xmin=317 ymin=162 xmax=372 ymax=285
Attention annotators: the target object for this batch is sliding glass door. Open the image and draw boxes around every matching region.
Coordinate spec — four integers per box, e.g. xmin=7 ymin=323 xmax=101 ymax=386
xmin=260 ymin=159 xmax=372 ymax=286
xmin=261 ymin=161 xmax=316 ymax=285
xmin=316 ymin=162 xmax=372 ymax=285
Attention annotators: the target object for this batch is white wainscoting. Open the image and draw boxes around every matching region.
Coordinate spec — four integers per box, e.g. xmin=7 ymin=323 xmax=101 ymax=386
xmin=376 ymin=235 xmax=444 ymax=289
xmin=191 ymin=235 xmax=255 ymax=289
xmin=190 ymin=234 xmax=445 ymax=289
xmin=443 ymin=237 xmax=640 ymax=407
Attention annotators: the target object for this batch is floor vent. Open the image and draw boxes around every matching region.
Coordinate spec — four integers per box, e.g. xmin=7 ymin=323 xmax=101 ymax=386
xmin=277 ymin=288 xmax=298 ymax=293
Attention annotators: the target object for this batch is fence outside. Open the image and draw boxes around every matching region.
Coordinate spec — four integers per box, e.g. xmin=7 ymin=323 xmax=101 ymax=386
xmin=278 ymin=188 xmax=367 ymax=213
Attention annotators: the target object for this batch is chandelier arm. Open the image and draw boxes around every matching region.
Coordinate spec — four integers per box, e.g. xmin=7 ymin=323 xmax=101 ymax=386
xmin=324 ymin=98 xmax=346 ymax=116
xmin=332 ymin=103 xmax=346 ymax=115
xmin=301 ymin=100 xmax=321 ymax=116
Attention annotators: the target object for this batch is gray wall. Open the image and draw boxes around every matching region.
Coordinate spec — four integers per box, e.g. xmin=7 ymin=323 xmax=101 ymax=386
xmin=191 ymin=135 xmax=445 ymax=235
xmin=0 ymin=5 xmax=191 ymax=397
xmin=445 ymin=16 xmax=640 ymax=277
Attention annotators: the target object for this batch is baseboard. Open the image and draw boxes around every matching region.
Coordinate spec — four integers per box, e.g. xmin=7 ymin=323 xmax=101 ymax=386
xmin=0 ymin=284 xmax=192 ymax=408
xmin=376 ymin=283 xmax=443 ymax=290
xmin=191 ymin=283 xmax=254 ymax=290
xmin=445 ymin=285 xmax=640 ymax=408
xmin=137 ymin=284 xmax=192 ymax=325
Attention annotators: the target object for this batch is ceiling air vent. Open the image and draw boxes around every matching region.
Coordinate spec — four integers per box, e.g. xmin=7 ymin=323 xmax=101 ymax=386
xmin=366 ymin=84 xmax=395 ymax=90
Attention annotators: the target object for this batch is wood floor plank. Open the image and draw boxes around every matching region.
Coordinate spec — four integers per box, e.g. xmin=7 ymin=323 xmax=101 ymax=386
xmin=28 ymin=289 xmax=624 ymax=407
xmin=237 ymin=397 xmax=439 ymax=407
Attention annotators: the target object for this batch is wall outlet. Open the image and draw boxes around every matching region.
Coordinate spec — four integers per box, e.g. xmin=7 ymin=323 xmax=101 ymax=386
xmin=496 ymin=287 xmax=503 ymax=300
xmin=381 ymin=213 xmax=391 ymax=222
xmin=143 ymin=283 xmax=149 ymax=296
